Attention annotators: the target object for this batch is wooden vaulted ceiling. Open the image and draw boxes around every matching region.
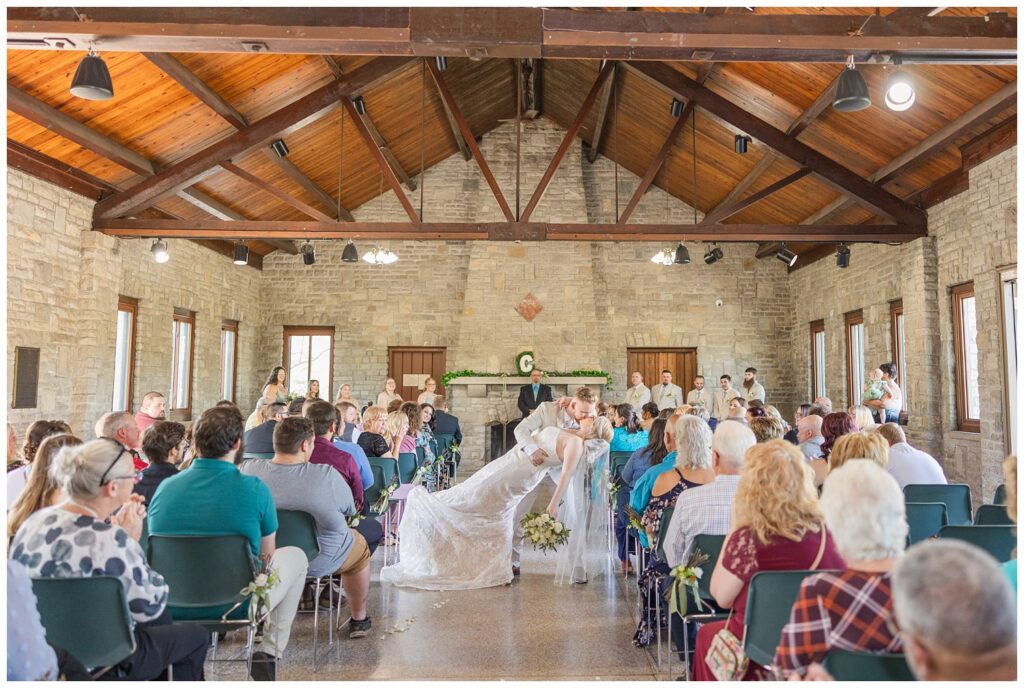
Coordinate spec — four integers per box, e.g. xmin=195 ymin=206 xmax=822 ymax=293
xmin=5 ymin=6 xmax=1018 ymax=268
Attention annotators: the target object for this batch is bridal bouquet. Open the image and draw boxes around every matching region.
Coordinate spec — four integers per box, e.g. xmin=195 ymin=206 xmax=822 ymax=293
xmin=519 ymin=512 xmax=571 ymax=554
xmin=664 ymin=547 xmax=711 ymax=617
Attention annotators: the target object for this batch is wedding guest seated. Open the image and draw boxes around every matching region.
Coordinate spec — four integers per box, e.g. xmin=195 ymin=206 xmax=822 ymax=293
xmin=95 ymin=411 xmax=146 ymax=469
xmin=686 ymin=405 xmax=711 ymax=424
xmin=657 ymin=407 xmax=676 ymax=420
xmin=891 ymin=540 xmax=1016 ymax=681
xmin=692 ymin=440 xmax=844 ymax=681
xmin=796 ymin=414 xmax=825 ymax=461
xmin=148 ymin=407 xmax=308 ymax=680
xmin=810 ymin=412 xmax=857 ymax=487
xmin=814 ymin=396 xmax=834 ymax=414
xmin=288 ymin=397 xmax=306 ymax=417
xmin=7 ymin=419 xmax=72 ymax=508
xmin=431 ymin=396 xmax=463 ymax=450
xmin=610 ymin=404 xmax=649 ymax=452
xmin=8 ymin=433 xmax=81 ymax=540
xmin=333 ymin=403 xmax=372 ymax=490
xmin=337 ymin=401 xmax=361 ymax=442
xmin=241 ymin=417 xmax=373 ymax=638
xmin=774 ymin=460 xmax=906 ymax=676
xmin=243 ymin=402 xmax=288 ymax=456
xmin=851 ymin=404 xmax=877 ymax=431
xmin=306 ymin=401 xmax=365 ymax=511
xmin=829 ymin=431 xmax=889 ymax=471
xmin=873 ymin=423 xmax=947 ymax=489
xmin=785 ymin=404 xmax=812 ymax=444
xmin=11 ymin=439 xmax=210 ymax=680
xmin=134 ymin=421 xmax=186 ymax=505
xmin=1000 ymin=455 xmax=1017 ymax=592
xmin=748 ymin=414 xmax=785 ymax=442
xmin=398 ymin=403 xmax=421 ymax=454
xmin=358 ymin=406 xmax=393 ymax=458
xmin=133 ymin=391 xmax=165 ymax=433
xmin=386 ymin=399 xmax=404 ymax=414
xmin=639 ymin=402 xmax=660 ymax=432
xmin=725 ymin=396 xmax=747 ymax=422
xmin=616 ymin=418 xmax=671 ymax=574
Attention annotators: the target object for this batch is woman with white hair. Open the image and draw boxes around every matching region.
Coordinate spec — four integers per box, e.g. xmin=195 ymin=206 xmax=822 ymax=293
xmin=9 ymin=439 xmax=210 ymax=679
xmin=851 ymin=404 xmax=877 ymax=431
xmin=773 ymin=459 xmax=906 ymax=676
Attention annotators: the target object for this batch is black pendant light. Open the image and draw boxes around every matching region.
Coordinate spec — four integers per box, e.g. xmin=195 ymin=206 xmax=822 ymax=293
xmin=342 ymin=239 xmax=359 ymax=262
xmin=673 ymin=243 xmax=691 ymax=265
xmin=300 ymin=240 xmax=316 ymax=266
xmin=833 ymin=56 xmax=871 ymax=112
xmin=836 ymin=243 xmax=851 ymax=268
xmin=70 ymin=49 xmax=114 ymax=100
xmin=232 ymin=241 xmax=249 ymax=266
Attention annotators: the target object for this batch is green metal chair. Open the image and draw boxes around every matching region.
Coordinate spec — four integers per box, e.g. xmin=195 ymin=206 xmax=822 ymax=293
xmin=994 ymin=483 xmax=1008 ymax=506
xmin=610 ymin=451 xmax=633 ymax=481
xmin=937 ymin=524 xmax=1017 ymax=563
xmin=434 ymin=432 xmax=459 ymax=483
xmin=904 ymin=484 xmax=972 ymax=525
xmin=276 ymin=509 xmax=334 ymax=672
xmin=905 ymin=502 xmax=948 ymax=545
xmin=397 ymin=452 xmax=418 ymax=484
xmin=367 ymin=457 xmax=399 ymax=565
xmin=241 ymin=452 xmax=274 ymax=461
xmin=823 ymin=650 xmax=915 ymax=681
xmin=975 ymin=503 xmax=1014 ymax=526
xmin=147 ymin=534 xmax=262 ymax=676
xmin=671 ymin=533 xmax=728 ymax=679
xmin=32 ymin=576 xmax=135 ymax=677
xmin=744 ymin=569 xmax=839 ymax=668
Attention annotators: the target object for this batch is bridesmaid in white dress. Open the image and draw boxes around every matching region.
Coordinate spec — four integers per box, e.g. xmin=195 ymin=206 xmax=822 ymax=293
xmin=379 ymin=418 xmax=613 ymax=591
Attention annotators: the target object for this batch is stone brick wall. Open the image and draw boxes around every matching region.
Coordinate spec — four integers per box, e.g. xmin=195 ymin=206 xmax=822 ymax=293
xmin=788 ymin=147 xmax=1017 ymax=503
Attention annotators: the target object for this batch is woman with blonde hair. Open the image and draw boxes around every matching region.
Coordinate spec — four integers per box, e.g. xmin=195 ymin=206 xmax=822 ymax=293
xmin=357 ymin=406 xmax=393 ymax=458
xmin=693 ymin=440 xmax=845 ymax=681
xmin=383 ymin=411 xmax=411 ymax=458
xmin=8 ymin=433 xmax=82 ymax=539
xmin=828 ymin=431 xmax=889 ymax=472
xmin=851 ymin=404 xmax=877 ymax=431
xmin=376 ymin=378 xmax=403 ymax=409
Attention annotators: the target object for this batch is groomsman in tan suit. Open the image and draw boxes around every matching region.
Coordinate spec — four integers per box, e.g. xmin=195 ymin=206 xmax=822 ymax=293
xmin=650 ymin=370 xmax=684 ymax=411
xmin=713 ymin=374 xmax=738 ymax=421
xmin=685 ymin=375 xmax=714 ymax=410
xmin=623 ymin=371 xmax=651 ymax=412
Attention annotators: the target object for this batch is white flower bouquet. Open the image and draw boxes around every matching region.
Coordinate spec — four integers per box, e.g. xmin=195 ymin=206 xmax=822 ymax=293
xmin=664 ymin=548 xmax=710 ymax=617
xmin=240 ymin=559 xmax=280 ymax=623
xmin=519 ymin=511 xmax=571 ymax=554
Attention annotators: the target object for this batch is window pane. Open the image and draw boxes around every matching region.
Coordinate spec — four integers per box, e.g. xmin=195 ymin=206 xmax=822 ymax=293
xmin=171 ymin=320 xmax=192 ymax=409
xmin=112 ymin=310 xmax=132 ymax=411
xmin=814 ymin=331 xmax=826 ymax=398
xmin=221 ymin=330 xmax=236 ymax=401
xmin=1004 ymin=278 xmax=1018 ymax=454
xmin=309 ymin=336 xmax=331 ymax=394
xmin=961 ymin=295 xmax=980 ymax=419
xmin=896 ymin=313 xmax=907 ymax=406
xmin=288 ymin=336 xmax=311 ymax=396
xmin=851 ymin=323 xmax=865 ymax=406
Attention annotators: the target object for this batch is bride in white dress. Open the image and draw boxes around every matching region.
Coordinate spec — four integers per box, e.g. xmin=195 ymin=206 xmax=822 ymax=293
xmin=379 ymin=417 xmax=613 ymax=590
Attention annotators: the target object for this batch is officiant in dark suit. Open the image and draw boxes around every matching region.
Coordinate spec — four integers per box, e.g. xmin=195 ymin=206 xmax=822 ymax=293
xmin=517 ymin=369 xmax=553 ymax=418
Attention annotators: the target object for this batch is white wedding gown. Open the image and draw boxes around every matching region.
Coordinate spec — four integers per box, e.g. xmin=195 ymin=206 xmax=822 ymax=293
xmin=379 ymin=426 xmax=565 ymax=590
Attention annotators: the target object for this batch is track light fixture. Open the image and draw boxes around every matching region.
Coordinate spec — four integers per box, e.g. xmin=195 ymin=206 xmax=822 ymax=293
xmin=670 ymin=98 xmax=684 ymax=118
xmin=704 ymin=243 xmax=724 ymax=265
xmin=270 ymin=139 xmax=289 ymax=158
xmin=150 ymin=238 xmax=169 ymax=264
xmin=673 ymin=243 xmax=691 ymax=265
xmin=341 ymin=239 xmax=359 ymax=263
xmin=70 ymin=48 xmax=114 ymax=100
xmin=734 ymin=134 xmax=751 ymax=154
xmin=885 ymin=57 xmax=916 ymax=111
xmin=300 ymin=240 xmax=316 ymax=266
xmin=833 ymin=55 xmax=871 ymax=113
xmin=836 ymin=243 xmax=851 ymax=268
xmin=775 ymin=245 xmax=798 ymax=267
xmin=352 ymin=95 xmax=367 ymax=116
xmin=435 ymin=56 xmax=448 ymax=72
xmin=232 ymin=241 xmax=249 ymax=266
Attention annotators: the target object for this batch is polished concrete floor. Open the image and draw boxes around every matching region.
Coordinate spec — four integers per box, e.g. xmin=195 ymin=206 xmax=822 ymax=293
xmin=205 ymin=498 xmax=658 ymax=680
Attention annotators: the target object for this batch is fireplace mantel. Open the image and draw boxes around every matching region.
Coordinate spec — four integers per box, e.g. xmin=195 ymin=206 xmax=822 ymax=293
xmin=445 ymin=375 xmax=608 ymax=398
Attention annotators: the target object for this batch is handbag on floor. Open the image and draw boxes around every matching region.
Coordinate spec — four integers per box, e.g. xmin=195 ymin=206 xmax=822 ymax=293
xmin=705 ymin=527 xmax=828 ymax=681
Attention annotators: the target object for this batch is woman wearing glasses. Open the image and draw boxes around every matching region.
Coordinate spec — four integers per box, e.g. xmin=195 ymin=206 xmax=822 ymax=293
xmin=9 ymin=438 xmax=210 ymax=680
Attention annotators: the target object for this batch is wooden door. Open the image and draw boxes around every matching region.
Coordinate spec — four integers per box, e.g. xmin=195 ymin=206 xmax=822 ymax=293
xmin=388 ymin=347 xmax=447 ymax=403
xmin=626 ymin=348 xmax=699 ymax=399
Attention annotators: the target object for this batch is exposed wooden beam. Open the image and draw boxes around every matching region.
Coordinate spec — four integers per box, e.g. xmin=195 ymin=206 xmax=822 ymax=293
xmin=220 ymin=161 xmax=335 ymax=225
xmin=521 ymin=61 xmax=615 ymax=222
xmin=706 ymin=153 xmax=778 ymax=220
xmin=94 ymin=219 xmax=927 ymax=244
xmin=587 ymin=62 xmax=616 ymax=163
xmin=618 ymin=100 xmax=693 ymax=224
xmin=755 ymin=242 xmax=785 ymax=259
xmin=785 ymin=68 xmax=843 ymax=139
xmin=801 ymin=196 xmax=851 ymax=225
xmin=8 ymin=138 xmax=115 ymax=200
xmin=701 ymin=167 xmax=812 ymax=224
xmin=94 ymin=57 xmax=414 ymax=221
xmin=176 ymin=187 xmax=297 ymax=254
xmin=625 ymin=61 xmax=926 ymax=227
xmin=8 ymin=85 xmax=156 ymax=176
xmin=960 ymin=116 xmax=1016 ymax=171
xmin=426 ymin=60 xmax=515 ymax=221
xmin=787 ymin=243 xmax=838 ymax=272
xmin=321 ymin=55 xmax=346 ymax=80
xmin=8 ymin=8 xmax=1014 ymax=62
xmin=350 ymin=107 xmax=416 ymax=191
xmin=432 ymin=65 xmax=472 ymax=162
xmin=887 ymin=7 xmax=947 ymax=18
xmin=261 ymin=150 xmax=354 ymax=221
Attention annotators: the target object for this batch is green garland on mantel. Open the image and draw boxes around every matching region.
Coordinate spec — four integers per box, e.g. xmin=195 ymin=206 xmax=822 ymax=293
xmin=442 ymin=369 xmax=613 ymax=390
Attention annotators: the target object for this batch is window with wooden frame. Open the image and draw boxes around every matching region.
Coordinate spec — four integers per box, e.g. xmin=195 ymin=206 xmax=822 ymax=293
xmin=112 ymin=296 xmax=138 ymax=412
xmin=283 ymin=326 xmax=334 ymax=398
xmin=890 ymin=299 xmax=906 ymax=407
xmin=170 ymin=309 xmax=195 ymax=421
xmin=220 ymin=320 xmax=239 ymax=403
xmin=1000 ymin=269 xmax=1017 ymax=454
xmin=952 ymin=282 xmax=980 ymax=432
xmin=845 ymin=310 xmax=865 ymax=406
xmin=810 ymin=320 xmax=826 ymax=400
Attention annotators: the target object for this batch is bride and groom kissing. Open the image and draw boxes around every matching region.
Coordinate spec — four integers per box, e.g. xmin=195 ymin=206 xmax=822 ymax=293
xmin=379 ymin=388 xmax=613 ymax=591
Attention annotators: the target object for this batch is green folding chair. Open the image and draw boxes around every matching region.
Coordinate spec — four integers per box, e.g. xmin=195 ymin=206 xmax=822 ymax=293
xmin=434 ymin=432 xmax=459 ymax=483
xmin=823 ymin=650 xmax=915 ymax=681
xmin=904 ymin=484 xmax=972 ymax=525
xmin=937 ymin=524 xmax=1017 ymax=563
xmin=744 ymin=569 xmax=839 ymax=668
xmin=975 ymin=504 xmax=1014 ymax=526
xmin=610 ymin=451 xmax=633 ymax=481
xmin=147 ymin=534 xmax=262 ymax=677
xmin=993 ymin=483 xmax=1008 ymax=506
xmin=276 ymin=509 xmax=334 ymax=672
xmin=241 ymin=452 xmax=274 ymax=461
xmin=397 ymin=452 xmax=418 ymax=484
xmin=905 ymin=502 xmax=948 ymax=544
xmin=671 ymin=533 xmax=728 ymax=679
xmin=32 ymin=576 xmax=135 ymax=678
xmin=367 ymin=458 xmax=399 ymax=565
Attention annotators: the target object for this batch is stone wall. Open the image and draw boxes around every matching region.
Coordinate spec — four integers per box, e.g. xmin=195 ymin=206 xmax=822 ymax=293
xmin=788 ymin=147 xmax=1017 ymax=503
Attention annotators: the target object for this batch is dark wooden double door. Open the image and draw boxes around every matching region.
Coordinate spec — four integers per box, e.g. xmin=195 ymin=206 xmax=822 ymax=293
xmin=388 ymin=347 xmax=447 ymax=403
xmin=626 ymin=347 xmax=699 ymax=399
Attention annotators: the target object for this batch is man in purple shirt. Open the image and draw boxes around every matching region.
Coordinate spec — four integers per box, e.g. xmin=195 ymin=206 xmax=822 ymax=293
xmin=306 ymin=400 xmax=365 ymax=512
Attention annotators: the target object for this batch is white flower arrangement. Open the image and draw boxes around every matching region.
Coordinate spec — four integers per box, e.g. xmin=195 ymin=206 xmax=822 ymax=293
xmin=665 ymin=548 xmax=711 ymax=617
xmin=240 ymin=560 xmax=280 ymax=623
xmin=371 ymin=475 xmax=400 ymax=515
xmin=519 ymin=511 xmax=571 ymax=554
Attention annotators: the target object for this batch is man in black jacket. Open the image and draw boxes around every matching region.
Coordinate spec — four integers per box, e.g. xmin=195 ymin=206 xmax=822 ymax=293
xmin=431 ymin=396 xmax=462 ymax=446
xmin=517 ymin=369 xmax=553 ymax=418
xmin=243 ymin=402 xmax=288 ymax=455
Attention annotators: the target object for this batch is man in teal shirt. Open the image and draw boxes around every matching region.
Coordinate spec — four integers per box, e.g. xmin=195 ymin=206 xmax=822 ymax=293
xmin=629 ymin=416 xmax=679 ymax=548
xmin=148 ymin=407 xmax=308 ymax=681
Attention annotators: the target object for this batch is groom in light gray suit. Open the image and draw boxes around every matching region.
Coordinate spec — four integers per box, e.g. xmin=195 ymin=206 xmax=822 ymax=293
xmin=510 ymin=387 xmax=597 ymax=576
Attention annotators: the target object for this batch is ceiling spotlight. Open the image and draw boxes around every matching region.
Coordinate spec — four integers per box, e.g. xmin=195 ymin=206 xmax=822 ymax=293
xmin=704 ymin=243 xmax=724 ymax=265
xmin=341 ymin=239 xmax=359 ymax=263
xmin=670 ymin=98 xmax=684 ymax=118
xmin=300 ymin=240 xmax=316 ymax=266
xmin=270 ymin=139 xmax=289 ymax=158
xmin=352 ymin=95 xmax=367 ymax=116
xmin=362 ymin=246 xmax=398 ymax=265
xmin=734 ymin=134 xmax=751 ymax=154
xmin=833 ymin=56 xmax=871 ymax=112
xmin=836 ymin=243 xmax=851 ymax=268
xmin=884 ymin=57 xmax=916 ymax=112
xmin=70 ymin=48 xmax=114 ymax=100
xmin=150 ymin=238 xmax=169 ymax=264
xmin=232 ymin=241 xmax=249 ymax=266
xmin=673 ymin=242 xmax=691 ymax=265
xmin=435 ymin=56 xmax=448 ymax=72
xmin=775 ymin=245 xmax=798 ymax=267
xmin=650 ymin=248 xmax=674 ymax=266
